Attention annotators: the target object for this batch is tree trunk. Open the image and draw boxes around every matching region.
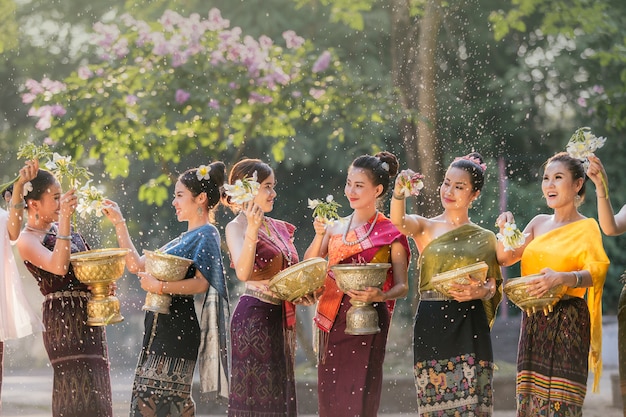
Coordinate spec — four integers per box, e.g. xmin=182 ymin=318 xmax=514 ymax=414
xmin=390 ymin=0 xmax=443 ymax=217
xmin=389 ymin=0 xmax=444 ymax=312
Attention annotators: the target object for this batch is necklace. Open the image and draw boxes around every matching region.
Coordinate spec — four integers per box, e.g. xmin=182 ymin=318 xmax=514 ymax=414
xmin=261 ymin=218 xmax=294 ymax=266
xmin=24 ymin=224 xmax=56 ymax=235
xmin=342 ymin=211 xmax=378 ymax=246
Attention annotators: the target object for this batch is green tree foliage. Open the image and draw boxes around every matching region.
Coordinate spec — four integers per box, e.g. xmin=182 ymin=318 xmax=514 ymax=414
xmin=21 ymin=9 xmax=394 ymax=205
xmin=0 ymin=0 xmax=18 ymax=53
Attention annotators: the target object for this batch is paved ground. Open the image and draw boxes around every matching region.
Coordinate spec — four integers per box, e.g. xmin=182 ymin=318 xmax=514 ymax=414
xmin=1 ymin=315 xmax=623 ymax=416
xmin=0 ymin=369 xmax=622 ymax=417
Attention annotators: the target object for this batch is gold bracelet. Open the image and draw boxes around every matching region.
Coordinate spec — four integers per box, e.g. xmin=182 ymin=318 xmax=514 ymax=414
xmin=114 ymin=218 xmax=126 ymax=226
xmin=482 ymin=281 xmax=496 ymax=300
xmin=56 ymin=235 xmax=72 ymax=241
xmin=597 ymin=193 xmax=609 ymax=199
xmin=392 ymin=193 xmax=406 ymax=200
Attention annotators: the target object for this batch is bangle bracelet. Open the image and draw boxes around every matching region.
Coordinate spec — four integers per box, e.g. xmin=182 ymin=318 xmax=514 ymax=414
xmin=597 ymin=194 xmax=609 ymax=199
xmin=114 ymin=218 xmax=126 ymax=226
xmin=56 ymin=235 xmax=71 ymax=241
xmin=245 ymin=234 xmax=258 ymax=242
xmin=392 ymin=193 xmax=406 ymax=200
xmin=572 ymin=271 xmax=583 ymax=288
xmin=158 ymin=281 xmax=164 ymax=295
xmin=482 ymin=281 xmax=496 ymax=300
xmin=9 ymin=200 xmax=26 ymax=210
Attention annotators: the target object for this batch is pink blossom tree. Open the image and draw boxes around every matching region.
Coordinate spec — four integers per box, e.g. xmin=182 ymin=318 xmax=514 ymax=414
xmin=23 ymin=8 xmax=391 ymax=204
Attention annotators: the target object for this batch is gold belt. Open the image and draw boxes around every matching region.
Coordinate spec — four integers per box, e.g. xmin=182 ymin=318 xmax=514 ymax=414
xmin=243 ymin=288 xmax=282 ymax=305
xmin=419 ymin=290 xmax=452 ymax=301
xmin=44 ymin=290 xmax=90 ymax=301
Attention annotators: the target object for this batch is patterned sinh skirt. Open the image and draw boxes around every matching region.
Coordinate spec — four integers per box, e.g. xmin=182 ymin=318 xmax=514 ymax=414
xmin=130 ymin=296 xmax=200 ymax=417
xmin=228 ymin=295 xmax=296 ymax=417
xmin=618 ymin=275 xmax=626 ymax=417
xmin=43 ymin=293 xmax=113 ymax=417
xmin=413 ymin=299 xmax=494 ymax=417
xmin=516 ymin=297 xmax=590 ymax=417
xmin=317 ymin=294 xmax=390 ymax=417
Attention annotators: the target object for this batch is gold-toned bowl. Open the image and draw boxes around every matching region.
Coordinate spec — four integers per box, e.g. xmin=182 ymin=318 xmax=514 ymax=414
xmin=70 ymin=248 xmax=129 ymax=326
xmin=330 ymin=263 xmax=392 ymax=335
xmin=268 ymin=257 xmax=328 ymax=302
xmin=143 ymin=250 xmax=194 ymax=314
xmin=331 ymin=263 xmax=392 ymax=293
xmin=504 ymin=274 xmax=567 ymax=316
xmin=70 ymin=248 xmax=129 ymax=284
xmin=430 ymin=261 xmax=489 ymax=298
xmin=144 ymin=250 xmax=194 ymax=282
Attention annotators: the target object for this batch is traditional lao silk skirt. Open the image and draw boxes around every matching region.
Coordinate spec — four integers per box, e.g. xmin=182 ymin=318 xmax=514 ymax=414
xmin=414 ymin=299 xmax=494 ymax=416
xmin=130 ymin=296 xmax=200 ymax=417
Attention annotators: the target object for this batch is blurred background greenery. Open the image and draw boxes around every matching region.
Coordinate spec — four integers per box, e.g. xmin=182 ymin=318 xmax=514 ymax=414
xmin=1 ymin=0 xmax=624 ymax=331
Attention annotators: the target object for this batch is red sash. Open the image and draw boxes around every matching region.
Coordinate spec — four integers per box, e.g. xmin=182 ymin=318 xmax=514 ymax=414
xmin=314 ymin=212 xmax=409 ymax=332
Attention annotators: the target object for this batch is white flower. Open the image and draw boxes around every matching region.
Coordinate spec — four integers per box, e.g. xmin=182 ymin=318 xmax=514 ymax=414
xmin=496 ymin=222 xmax=528 ymax=251
xmin=196 ymin=165 xmax=211 ymax=181
xmin=75 ymin=181 xmax=105 ymax=218
xmin=44 ymin=152 xmax=71 ymax=170
xmin=22 ymin=181 xmax=33 ymax=197
xmin=308 ymin=198 xmax=321 ymax=209
xmin=224 ymin=171 xmax=260 ymax=204
xmin=380 ymin=162 xmax=390 ymax=172
xmin=566 ymin=127 xmax=606 ymax=162
xmin=397 ymin=169 xmax=425 ymax=197
xmin=308 ymin=194 xmax=341 ymax=223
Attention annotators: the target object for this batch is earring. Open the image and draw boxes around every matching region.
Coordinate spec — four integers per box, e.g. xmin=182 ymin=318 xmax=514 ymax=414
xmin=469 ymin=201 xmax=473 ymax=209
xmin=197 ymin=206 xmax=203 ymax=216
xmin=35 ymin=212 xmax=40 ymax=221
xmin=574 ymin=195 xmax=582 ymax=207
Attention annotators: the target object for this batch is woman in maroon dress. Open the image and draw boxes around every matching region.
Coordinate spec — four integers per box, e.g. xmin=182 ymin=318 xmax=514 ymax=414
xmin=18 ymin=169 xmax=113 ymax=417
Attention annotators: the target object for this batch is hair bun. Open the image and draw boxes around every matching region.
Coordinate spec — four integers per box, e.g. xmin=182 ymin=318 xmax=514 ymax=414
xmin=209 ymin=161 xmax=226 ymax=187
xmin=375 ymin=151 xmax=399 ymax=177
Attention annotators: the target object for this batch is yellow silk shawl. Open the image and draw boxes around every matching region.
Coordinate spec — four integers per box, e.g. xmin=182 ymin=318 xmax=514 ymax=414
xmin=521 ymin=218 xmax=609 ymax=392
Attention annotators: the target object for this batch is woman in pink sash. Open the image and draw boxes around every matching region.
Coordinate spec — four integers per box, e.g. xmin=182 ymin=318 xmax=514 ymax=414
xmin=225 ymin=159 xmax=301 ymax=417
xmin=305 ymin=152 xmax=410 ymax=417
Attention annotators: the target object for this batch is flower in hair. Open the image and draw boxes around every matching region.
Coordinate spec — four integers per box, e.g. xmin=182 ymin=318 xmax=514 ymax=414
xmin=380 ymin=162 xmax=389 ymax=172
xmin=22 ymin=181 xmax=33 ymax=197
xmin=454 ymin=155 xmax=487 ymax=172
xmin=196 ymin=164 xmax=211 ymax=181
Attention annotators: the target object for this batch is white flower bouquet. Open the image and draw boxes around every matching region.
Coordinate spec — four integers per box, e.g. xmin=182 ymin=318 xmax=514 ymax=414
xmin=224 ymin=171 xmax=260 ymax=204
xmin=396 ymin=169 xmax=425 ymax=198
xmin=308 ymin=194 xmax=341 ymax=224
xmin=496 ymin=222 xmax=528 ymax=251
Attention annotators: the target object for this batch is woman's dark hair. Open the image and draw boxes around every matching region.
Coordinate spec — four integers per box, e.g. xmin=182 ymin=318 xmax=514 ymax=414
xmin=350 ymin=151 xmax=399 ymax=198
xmin=24 ymin=169 xmax=58 ymax=203
xmin=178 ymin=161 xmax=226 ymax=211
xmin=224 ymin=158 xmax=273 ymax=208
xmin=449 ymin=152 xmax=486 ymax=192
xmin=545 ymin=151 xmax=586 ymax=201
xmin=1 ymin=184 xmax=13 ymax=201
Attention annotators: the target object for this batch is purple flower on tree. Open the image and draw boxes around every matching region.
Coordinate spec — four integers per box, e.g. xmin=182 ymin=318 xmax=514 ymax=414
xmin=312 ymin=51 xmax=331 ymax=73
xmin=282 ymin=30 xmax=304 ymax=49
xmin=175 ymin=89 xmax=190 ymax=104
